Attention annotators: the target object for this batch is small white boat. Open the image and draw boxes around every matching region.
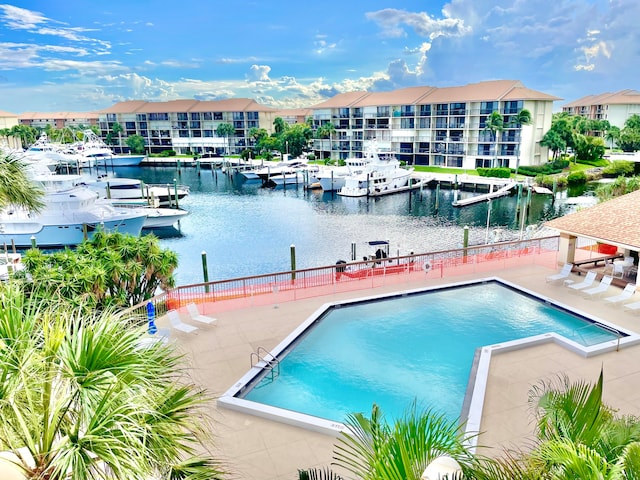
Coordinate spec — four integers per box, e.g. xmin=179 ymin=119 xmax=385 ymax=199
xmin=82 ymin=176 xmax=190 ymax=207
xmin=140 ymin=207 xmax=189 ymax=229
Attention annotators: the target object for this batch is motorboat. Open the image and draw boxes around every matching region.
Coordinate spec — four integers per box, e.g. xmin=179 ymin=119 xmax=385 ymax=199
xmin=337 ymin=144 xmax=413 ymax=197
xmin=74 ymin=130 xmax=145 ymax=167
xmin=106 ymin=200 xmax=190 ymax=229
xmin=254 ymin=158 xmax=308 ymax=183
xmin=0 ymin=173 xmax=147 ymax=248
xmin=265 ymin=165 xmax=320 ymax=188
xmin=317 ymin=143 xmax=385 ymax=192
xmin=81 ymin=176 xmax=190 ymax=207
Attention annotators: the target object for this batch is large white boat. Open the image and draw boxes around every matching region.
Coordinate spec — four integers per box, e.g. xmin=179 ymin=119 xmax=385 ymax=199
xmin=317 ymin=141 xmax=392 ymax=192
xmin=337 ymin=145 xmax=414 ymax=197
xmin=75 ymin=130 xmax=145 ymax=167
xmin=0 ymin=173 xmax=147 ymax=248
xmin=82 ymin=176 xmax=190 ymax=207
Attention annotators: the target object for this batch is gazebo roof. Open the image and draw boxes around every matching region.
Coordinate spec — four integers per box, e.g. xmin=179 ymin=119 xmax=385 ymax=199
xmin=545 ymin=189 xmax=640 ymax=250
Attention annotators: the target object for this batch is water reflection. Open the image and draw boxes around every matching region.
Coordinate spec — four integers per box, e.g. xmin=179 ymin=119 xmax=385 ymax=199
xmin=107 ymin=167 xmax=590 ymax=285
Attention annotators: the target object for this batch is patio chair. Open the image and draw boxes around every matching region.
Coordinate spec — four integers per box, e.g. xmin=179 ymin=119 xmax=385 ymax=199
xmin=567 ymin=271 xmax=597 ymax=291
xmin=623 ymin=300 xmax=640 ymax=314
xmin=167 ymin=309 xmax=198 ymax=333
xmin=604 ymin=283 xmax=637 ymax=305
xmin=546 ymin=263 xmax=573 ymax=283
xmin=186 ymin=302 xmax=217 ymax=325
xmin=581 ymin=275 xmax=613 ymax=298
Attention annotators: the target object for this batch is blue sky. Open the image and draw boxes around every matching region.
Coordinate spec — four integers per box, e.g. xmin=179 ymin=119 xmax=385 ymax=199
xmin=0 ymin=0 xmax=637 ymax=114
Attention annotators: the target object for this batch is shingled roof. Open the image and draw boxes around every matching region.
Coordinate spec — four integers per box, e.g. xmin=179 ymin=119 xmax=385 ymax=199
xmin=545 ymin=189 xmax=640 ymax=250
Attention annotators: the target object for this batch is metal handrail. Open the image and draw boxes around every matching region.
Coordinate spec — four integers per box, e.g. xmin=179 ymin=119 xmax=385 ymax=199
xmin=250 ymin=346 xmax=280 ymax=382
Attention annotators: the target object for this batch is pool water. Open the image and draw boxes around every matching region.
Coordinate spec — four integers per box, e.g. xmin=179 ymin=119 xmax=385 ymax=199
xmin=241 ymin=281 xmax=622 ymax=423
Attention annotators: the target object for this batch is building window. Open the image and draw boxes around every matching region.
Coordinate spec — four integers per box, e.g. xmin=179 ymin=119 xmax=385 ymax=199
xmin=232 ymin=112 xmax=244 ymax=120
xmin=377 ymin=106 xmax=390 ymax=117
xmin=400 ymin=118 xmax=414 ymax=129
xmin=449 ymin=103 xmax=466 ymax=115
xmin=203 ymin=112 xmax=213 ymax=120
xmin=213 ymin=112 xmax=223 ymax=120
xmin=419 ymin=105 xmax=431 ymax=116
xmin=190 ymin=112 xmax=200 ymax=120
xmin=480 ymin=102 xmax=497 ymax=115
xmin=149 ymin=113 xmax=169 ymax=121
xmin=177 ymin=113 xmax=188 ymax=121
xmin=435 ymin=104 xmax=448 ymax=116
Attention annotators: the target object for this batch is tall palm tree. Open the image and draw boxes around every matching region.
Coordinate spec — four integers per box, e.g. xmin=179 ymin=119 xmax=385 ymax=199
xmin=215 ymin=123 xmax=235 ymax=158
xmin=111 ymin=122 xmax=124 ymax=154
xmin=511 ymin=109 xmax=532 ymax=177
xmin=316 ymin=122 xmax=336 ymax=162
xmin=483 ymin=111 xmax=504 ymax=169
xmin=0 ymin=283 xmax=225 ymax=479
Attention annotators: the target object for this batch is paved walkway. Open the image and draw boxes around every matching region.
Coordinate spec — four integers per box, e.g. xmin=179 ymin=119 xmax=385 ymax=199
xmin=155 ymin=263 xmax=640 ymax=480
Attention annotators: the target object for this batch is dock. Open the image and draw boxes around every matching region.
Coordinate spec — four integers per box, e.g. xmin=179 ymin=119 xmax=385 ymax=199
xmin=367 ymin=175 xmax=434 ymax=197
xmin=452 ymin=181 xmax=518 ymax=207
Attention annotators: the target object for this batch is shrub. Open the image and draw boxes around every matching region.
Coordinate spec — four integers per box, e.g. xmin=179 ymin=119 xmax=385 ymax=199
xmin=518 ymin=159 xmax=569 ymax=177
xmin=535 ymin=175 xmax=567 ymax=189
xmin=477 ymin=167 xmax=511 ymax=178
xmin=159 ymin=149 xmax=176 ymax=157
xmin=602 ymin=160 xmax=634 ymax=177
xmin=567 ymin=170 xmax=587 ymax=185
xmin=306 ymin=153 xmax=316 ymax=161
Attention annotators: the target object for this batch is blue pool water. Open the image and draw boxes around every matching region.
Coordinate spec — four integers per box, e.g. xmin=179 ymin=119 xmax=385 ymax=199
xmin=241 ymin=281 xmax=622 ymax=423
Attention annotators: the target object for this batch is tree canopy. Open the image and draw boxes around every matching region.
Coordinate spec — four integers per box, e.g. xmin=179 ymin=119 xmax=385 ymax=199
xmin=0 ymin=283 xmax=225 ymax=479
xmin=20 ymin=231 xmax=178 ymax=311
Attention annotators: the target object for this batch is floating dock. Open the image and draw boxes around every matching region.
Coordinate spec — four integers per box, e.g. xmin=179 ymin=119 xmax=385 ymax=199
xmin=452 ymin=181 xmax=518 ymax=207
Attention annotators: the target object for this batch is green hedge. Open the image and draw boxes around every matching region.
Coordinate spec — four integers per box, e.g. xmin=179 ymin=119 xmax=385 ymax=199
xmin=567 ymin=170 xmax=587 ymax=185
xmin=517 ymin=159 xmax=569 ymax=177
xmin=477 ymin=167 xmax=511 ymax=178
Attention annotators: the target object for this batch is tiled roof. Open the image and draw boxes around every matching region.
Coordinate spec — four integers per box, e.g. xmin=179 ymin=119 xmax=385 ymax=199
xmin=0 ymin=110 xmax=16 ymax=117
xmin=18 ymin=111 xmax=99 ymax=120
xmin=544 ymin=189 xmax=640 ymax=250
xmin=99 ymin=98 xmax=276 ymax=114
xmin=563 ymin=89 xmax=640 ymax=108
xmin=310 ymin=80 xmax=559 ymax=109
xmin=275 ymin=107 xmax=313 ymax=117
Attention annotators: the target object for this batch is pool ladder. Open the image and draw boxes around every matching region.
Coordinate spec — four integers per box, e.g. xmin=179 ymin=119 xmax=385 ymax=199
xmin=250 ymin=346 xmax=280 ymax=383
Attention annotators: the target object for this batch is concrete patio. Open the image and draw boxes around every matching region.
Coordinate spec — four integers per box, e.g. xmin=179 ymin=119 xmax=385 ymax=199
xmin=155 ymin=262 xmax=640 ymax=480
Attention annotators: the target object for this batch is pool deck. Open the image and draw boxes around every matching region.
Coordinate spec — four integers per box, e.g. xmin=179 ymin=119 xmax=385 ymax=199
xmin=156 ymin=262 xmax=640 ymax=480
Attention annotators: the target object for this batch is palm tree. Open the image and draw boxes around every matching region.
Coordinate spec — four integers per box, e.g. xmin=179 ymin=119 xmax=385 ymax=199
xmin=215 ymin=123 xmax=235 ymax=158
xmin=483 ymin=111 xmax=504 ymax=169
xmin=511 ymin=109 xmax=531 ymax=177
xmin=0 ymin=283 xmax=225 ymax=479
xmin=471 ymin=369 xmax=640 ymax=479
xmin=0 ymin=153 xmax=44 ymax=212
xmin=316 ymin=122 xmax=336 ymax=162
xmin=332 ymin=403 xmax=474 ymax=480
xmin=111 ymin=122 xmax=124 ymax=153
xmin=605 ymin=126 xmax=621 ymax=150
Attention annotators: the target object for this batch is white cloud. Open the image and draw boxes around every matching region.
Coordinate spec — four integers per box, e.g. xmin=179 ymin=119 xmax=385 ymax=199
xmin=0 ymin=4 xmax=49 ymax=30
xmin=366 ymin=8 xmax=471 ymax=40
xmin=247 ymin=64 xmax=271 ymax=82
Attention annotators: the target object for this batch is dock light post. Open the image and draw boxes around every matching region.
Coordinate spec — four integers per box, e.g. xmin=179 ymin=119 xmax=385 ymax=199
xmin=201 ymin=251 xmax=210 ymax=293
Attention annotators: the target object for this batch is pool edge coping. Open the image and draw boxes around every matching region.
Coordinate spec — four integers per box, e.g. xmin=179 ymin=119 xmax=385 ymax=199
xmin=217 ymin=276 xmax=640 ymax=445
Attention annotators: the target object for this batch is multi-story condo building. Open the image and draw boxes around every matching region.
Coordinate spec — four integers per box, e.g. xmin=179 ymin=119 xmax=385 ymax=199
xmin=0 ymin=110 xmax=20 ymax=149
xmin=18 ymin=111 xmax=99 ymax=129
xmin=98 ymin=98 xmax=277 ymax=155
xmin=310 ymin=80 xmax=559 ymax=169
xmin=562 ymin=89 xmax=640 ymax=128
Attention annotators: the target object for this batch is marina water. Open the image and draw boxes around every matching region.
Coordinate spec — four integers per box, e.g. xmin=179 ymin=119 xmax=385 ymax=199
xmin=113 ymin=166 xmax=582 ymax=286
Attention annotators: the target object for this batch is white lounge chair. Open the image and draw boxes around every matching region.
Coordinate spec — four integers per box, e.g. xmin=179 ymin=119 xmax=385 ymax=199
xmin=604 ymin=283 xmax=637 ymax=305
xmin=581 ymin=275 xmax=613 ymax=298
xmin=623 ymin=301 xmax=640 ymax=313
xmin=546 ymin=263 xmax=573 ymax=283
xmin=186 ymin=302 xmax=217 ymax=325
xmin=167 ymin=309 xmax=198 ymax=333
xmin=567 ymin=271 xmax=597 ymax=291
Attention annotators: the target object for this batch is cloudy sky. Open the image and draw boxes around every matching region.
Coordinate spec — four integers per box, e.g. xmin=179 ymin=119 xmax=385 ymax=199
xmin=0 ymin=0 xmax=636 ymax=114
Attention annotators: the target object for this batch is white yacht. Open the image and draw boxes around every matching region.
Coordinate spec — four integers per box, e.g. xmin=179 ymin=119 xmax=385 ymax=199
xmin=317 ymin=140 xmax=391 ymax=192
xmin=337 ymin=143 xmax=414 ymax=197
xmin=0 ymin=172 xmax=147 ymax=248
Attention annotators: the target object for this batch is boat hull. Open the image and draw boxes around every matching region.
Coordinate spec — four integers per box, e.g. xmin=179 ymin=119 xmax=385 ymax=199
xmin=0 ymin=215 xmax=146 ymax=248
xmin=95 ymin=155 xmax=145 ymax=167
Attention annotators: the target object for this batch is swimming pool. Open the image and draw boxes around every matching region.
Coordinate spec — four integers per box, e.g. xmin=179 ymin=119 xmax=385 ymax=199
xmin=219 ymin=279 xmax=633 ymax=434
